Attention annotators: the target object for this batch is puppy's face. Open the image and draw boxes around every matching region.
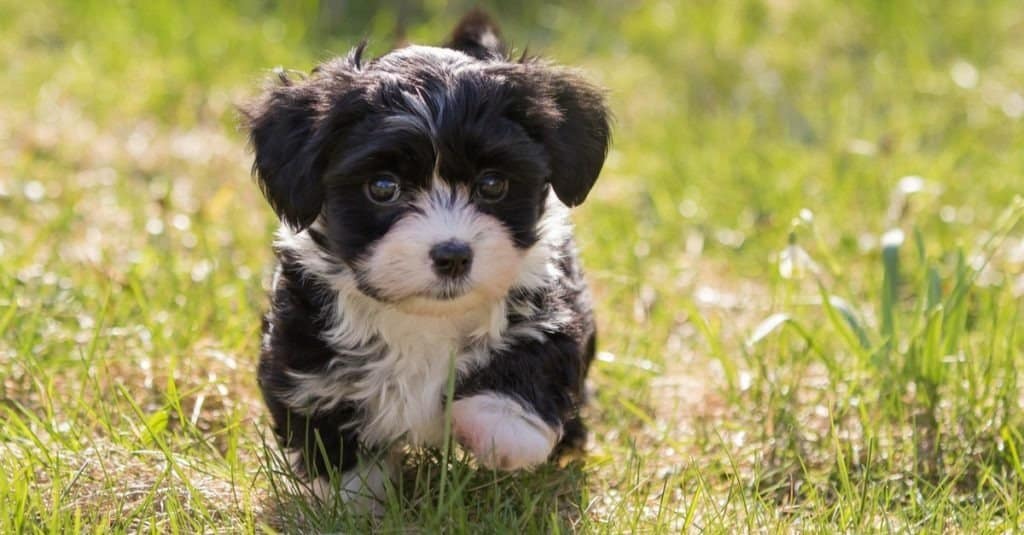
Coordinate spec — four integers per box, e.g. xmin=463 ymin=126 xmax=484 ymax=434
xmin=245 ymin=41 xmax=609 ymax=314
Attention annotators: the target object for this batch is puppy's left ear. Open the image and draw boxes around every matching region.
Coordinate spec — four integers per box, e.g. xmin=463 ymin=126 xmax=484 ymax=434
xmin=539 ymin=70 xmax=611 ymax=207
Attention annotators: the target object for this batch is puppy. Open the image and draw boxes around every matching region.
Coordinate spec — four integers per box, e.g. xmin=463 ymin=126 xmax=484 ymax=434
xmin=244 ymin=10 xmax=610 ymax=505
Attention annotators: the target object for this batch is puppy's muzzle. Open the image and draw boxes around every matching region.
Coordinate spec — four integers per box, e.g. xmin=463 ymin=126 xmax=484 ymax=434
xmin=429 ymin=240 xmax=473 ymax=279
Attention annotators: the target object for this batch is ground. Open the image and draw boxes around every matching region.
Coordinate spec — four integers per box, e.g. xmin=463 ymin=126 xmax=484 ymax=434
xmin=2 ymin=0 xmax=1024 ymax=532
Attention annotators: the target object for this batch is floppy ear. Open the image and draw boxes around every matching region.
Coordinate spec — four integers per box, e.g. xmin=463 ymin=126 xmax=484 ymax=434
xmin=242 ymin=78 xmax=324 ymax=230
xmin=446 ymin=8 xmax=507 ymax=60
xmin=242 ymin=50 xmax=370 ymax=230
xmin=535 ymin=69 xmax=612 ymax=207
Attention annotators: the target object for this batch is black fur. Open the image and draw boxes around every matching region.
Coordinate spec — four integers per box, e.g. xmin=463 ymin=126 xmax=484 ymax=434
xmin=247 ymin=11 xmax=609 ymax=485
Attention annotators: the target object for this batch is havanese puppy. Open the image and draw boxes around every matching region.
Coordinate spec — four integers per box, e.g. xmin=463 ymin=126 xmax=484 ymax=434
xmin=244 ymin=9 xmax=610 ymax=507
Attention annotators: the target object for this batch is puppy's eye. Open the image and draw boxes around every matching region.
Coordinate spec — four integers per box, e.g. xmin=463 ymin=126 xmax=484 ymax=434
xmin=473 ymin=173 xmax=508 ymax=203
xmin=365 ymin=176 xmax=402 ymax=205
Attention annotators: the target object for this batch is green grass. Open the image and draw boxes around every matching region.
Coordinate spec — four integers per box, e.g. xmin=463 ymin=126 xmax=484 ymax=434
xmin=2 ymin=0 xmax=1024 ymax=532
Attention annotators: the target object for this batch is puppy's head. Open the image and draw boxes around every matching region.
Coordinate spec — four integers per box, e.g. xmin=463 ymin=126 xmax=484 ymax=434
xmin=243 ymin=12 xmax=610 ymax=315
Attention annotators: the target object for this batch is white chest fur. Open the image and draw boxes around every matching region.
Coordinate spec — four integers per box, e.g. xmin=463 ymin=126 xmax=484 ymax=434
xmin=347 ymin=305 xmax=501 ymax=446
xmin=285 ymin=290 xmax=505 ymax=447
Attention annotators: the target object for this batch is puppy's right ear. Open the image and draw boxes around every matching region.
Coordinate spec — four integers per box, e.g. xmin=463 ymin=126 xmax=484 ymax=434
xmin=242 ymin=75 xmax=324 ymax=230
xmin=242 ymin=50 xmax=369 ymax=230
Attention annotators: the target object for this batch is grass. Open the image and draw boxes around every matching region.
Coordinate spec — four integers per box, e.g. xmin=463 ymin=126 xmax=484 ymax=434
xmin=2 ymin=0 xmax=1024 ymax=532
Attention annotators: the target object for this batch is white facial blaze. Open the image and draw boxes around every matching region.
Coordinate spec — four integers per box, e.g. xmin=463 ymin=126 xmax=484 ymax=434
xmin=359 ymin=179 xmax=522 ymax=315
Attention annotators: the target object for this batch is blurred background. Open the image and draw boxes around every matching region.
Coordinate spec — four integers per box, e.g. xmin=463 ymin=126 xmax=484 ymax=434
xmin=2 ymin=0 xmax=1024 ymax=531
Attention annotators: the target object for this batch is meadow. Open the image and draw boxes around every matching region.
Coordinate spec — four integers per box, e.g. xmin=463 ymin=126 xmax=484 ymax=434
xmin=2 ymin=0 xmax=1023 ymax=532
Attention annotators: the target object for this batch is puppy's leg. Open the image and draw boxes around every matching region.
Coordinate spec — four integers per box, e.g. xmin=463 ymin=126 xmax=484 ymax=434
xmin=451 ymin=392 xmax=562 ymax=470
xmin=262 ymin=394 xmax=358 ymax=487
xmin=259 ymin=261 xmax=397 ymax=509
xmin=452 ymin=332 xmax=589 ymax=471
xmin=266 ymin=398 xmax=397 ymax=512
xmin=307 ymin=446 xmax=400 ymax=515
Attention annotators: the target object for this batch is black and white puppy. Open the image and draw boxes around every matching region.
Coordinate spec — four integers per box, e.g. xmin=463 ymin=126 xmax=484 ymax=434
xmin=245 ymin=11 xmax=610 ymax=504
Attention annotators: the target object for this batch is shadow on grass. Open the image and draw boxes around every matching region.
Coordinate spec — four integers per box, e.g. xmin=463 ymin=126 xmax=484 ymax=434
xmin=258 ymin=444 xmax=588 ymax=532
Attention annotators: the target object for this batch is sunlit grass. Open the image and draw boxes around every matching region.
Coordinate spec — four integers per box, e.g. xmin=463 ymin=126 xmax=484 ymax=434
xmin=2 ymin=0 xmax=1023 ymax=532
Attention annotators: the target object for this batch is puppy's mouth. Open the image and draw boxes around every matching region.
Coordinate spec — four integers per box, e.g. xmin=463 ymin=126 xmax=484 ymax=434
xmin=423 ymin=280 xmax=471 ymax=301
xmin=352 ymin=267 xmax=473 ymax=303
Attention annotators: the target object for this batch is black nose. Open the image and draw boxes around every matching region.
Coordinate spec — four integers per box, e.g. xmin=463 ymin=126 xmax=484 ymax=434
xmin=430 ymin=240 xmax=473 ymax=278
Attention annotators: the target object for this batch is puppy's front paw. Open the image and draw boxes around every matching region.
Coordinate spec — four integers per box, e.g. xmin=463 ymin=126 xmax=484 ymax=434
xmin=451 ymin=393 xmax=561 ymax=471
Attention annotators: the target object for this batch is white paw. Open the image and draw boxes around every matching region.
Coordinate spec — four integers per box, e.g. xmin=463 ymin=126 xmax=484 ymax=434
xmin=451 ymin=393 xmax=561 ymax=471
xmin=300 ymin=450 xmax=399 ymax=516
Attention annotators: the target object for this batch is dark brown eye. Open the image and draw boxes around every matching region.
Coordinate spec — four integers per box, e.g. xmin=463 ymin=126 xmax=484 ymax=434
xmin=365 ymin=176 xmax=401 ymax=205
xmin=474 ymin=173 xmax=508 ymax=203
